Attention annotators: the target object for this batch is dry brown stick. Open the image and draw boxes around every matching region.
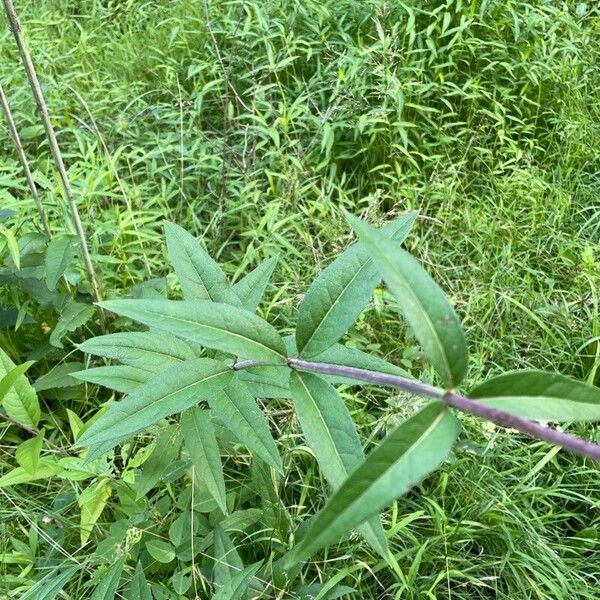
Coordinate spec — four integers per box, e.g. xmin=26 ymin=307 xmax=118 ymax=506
xmin=2 ymin=0 xmax=104 ymax=314
xmin=0 ymin=82 xmax=52 ymax=237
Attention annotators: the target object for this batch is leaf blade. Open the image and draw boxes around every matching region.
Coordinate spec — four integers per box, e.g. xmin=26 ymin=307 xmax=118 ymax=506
xmin=283 ymin=401 xmax=459 ymax=568
xmin=296 ymin=212 xmax=418 ymax=358
xmin=165 ymin=221 xmax=241 ymax=304
xmin=77 ymin=358 xmax=233 ymax=451
xmin=347 ymin=214 xmax=468 ymax=388
xmin=99 ymin=299 xmax=287 ymax=363
xmin=289 ymin=371 xmax=388 ymax=556
xmin=232 ymin=257 xmax=277 ymax=312
xmin=470 ymin=370 xmax=600 ymax=422
xmin=181 ymin=407 xmax=228 ymax=514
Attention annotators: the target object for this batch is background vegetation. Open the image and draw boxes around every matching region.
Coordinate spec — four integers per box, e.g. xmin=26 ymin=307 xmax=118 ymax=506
xmin=1 ymin=0 xmax=599 ymax=597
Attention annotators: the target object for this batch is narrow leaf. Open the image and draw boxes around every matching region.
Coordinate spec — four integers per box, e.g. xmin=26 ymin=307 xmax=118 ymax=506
xmin=50 ymin=302 xmax=95 ymax=349
xmin=296 ymin=212 xmax=417 ymax=358
xmin=136 ymin=426 xmax=182 ymax=498
xmin=213 ymin=524 xmax=244 ymax=586
xmin=126 ymin=562 xmax=152 ymax=600
xmin=79 ymin=479 xmax=112 ymax=545
xmin=0 ymin=457 xmax=63 ymax=488
xmin=78 ymin=331 xmax=198 ymax=371
xmin=470 ymin=370 xmax=600 ymax=422
xmin=15 ymin=430 xmax=44 ymax=475
xmin=89 ymin=556 xmax=125 ymax=600
xmin=232 ymin=257 xmax=277 ymax=312
xmin=289 ymin=372 xmax=388 ymax=556
xmin=347 ymin=214 xmax=468 ymax=388
xmin=181 ymin=407 xmax=228 ymax=514
xmin=209 ymin=378 xmax=282 ymax=471
xmin=283 ymin=401 xmax=459 ymax=568
xmin=77 ymin=358 xmax=233 ymax=451
xmin=212 ymin=561 xmax=262 ymax=600
xmin=99 ymin=299 xmax=287 ymax=363
xmin=34 ymin=362 xmax=83 ymax=391
xmin=0 ymin=349 xmax=39 ymax=428
xmin=237 ymin=366 xmax=291 ymax=399
xmin=72 ymin=365 xmax=152 ymax=394
xmin=20 ymin=566 xmax=78 ymax=600
xmin=45 ymin=235 xmax=78 ymax=290
xmin=165 ymin=221 xmax=241 ymax=304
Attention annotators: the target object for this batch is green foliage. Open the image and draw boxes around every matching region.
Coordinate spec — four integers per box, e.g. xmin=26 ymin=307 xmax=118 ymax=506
xmin=1 ymin=0 xmax=599 ymax=597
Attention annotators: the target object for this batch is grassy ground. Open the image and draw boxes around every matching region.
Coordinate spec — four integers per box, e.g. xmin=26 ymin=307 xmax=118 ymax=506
xmin=1 ymin=0 xmax=600 ymax=597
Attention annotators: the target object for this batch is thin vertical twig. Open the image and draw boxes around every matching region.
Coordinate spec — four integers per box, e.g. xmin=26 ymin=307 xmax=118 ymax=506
xmin=0 ymin=82 xmax=51 ymax=237
xmin=2 ymin=0 xmax=103 ymax=314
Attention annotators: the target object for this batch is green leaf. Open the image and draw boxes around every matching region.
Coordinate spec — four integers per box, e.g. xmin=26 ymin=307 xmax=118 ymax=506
xmin=181 ymin=407 xmax=228 ymax=514
xmin=470 ymin=370 xmax=600 ymax=422
xmin=0 ymin=349 xmax=39 ymax=428
xmin=165 ymin=221 xmax=241 ymax=304
xmin=50 ymin=302 xmax=95 ymax=349
xmin=45 ymin=235 xmax=78 ymax=291
xmin=0 ymin=457 xmax=63 ymax=488
xmin=212 ymin=561 xmax=262 ymax=600
xmin=135 ymin=426 xmax=182 ymax=498
xmin=0 ymin=225 xmax=20 ymax=270
xmin=0 ymin=359 xmax=35 ymax=401
xmin=77 ymin=358 xmax=233 ymax=452
xmin=209 ymin=378 xmax=282 ymax=471
xmin=72 ymin=365 xmax=152 ymax=394
xmin=347 ymin=214 xmax=468 ymax=388
xmin=78 ymin=331 xmax=198 ymax=371
xmin=213 ymin=524 xmax=244 ymax=586
xmin=99 ymin=299 xmax=287 ymax=363
xmin=89 ymin=556 xmax=125 ymax=600
xmin=126 ymin=562 xmax=152 ymax=600
xmin=20 ymin=566 xmax=78 ymax=600
xmin=15 ymin=430 xmax=44 ymax=475
xmin=33 ymin=362 xmax=83 ymax=391
xmin=237 ymin=366 xmax=291 ymax=399
xmin=283 ymin=401 xmax=459 ymax=568
xmin=296 ymin=212 xmax=417 ymax=358
xmin=289 ymin=372 xmax=388 ymax=557
xmin=146 ymin=538 xmax=176 ymax=563
xmin=232 ymin=257 xmax=277 ymax=312
xmin=79 ymin=479 xmax=112 ymax=545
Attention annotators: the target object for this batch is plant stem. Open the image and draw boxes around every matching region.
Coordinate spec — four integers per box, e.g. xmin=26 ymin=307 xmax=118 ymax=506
xmin=0 ymin=82 xmax=52 ymax=237
xmin=3 ymin=0 xmax=103 ymax=313
xmin=286 ymin=358 xmax=600 ymax=461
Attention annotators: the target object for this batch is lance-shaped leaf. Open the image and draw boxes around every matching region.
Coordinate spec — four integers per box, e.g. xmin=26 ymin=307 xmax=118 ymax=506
xmin=20 ymin=566 xmax=79 ymax=600
xmin=237 ymin=367 xmax=291 ymax=399
xmin=126 ymin=562 xmax=152 ymax=600
xmin=45 ymin=235 xmax=78 ymax=291
xmin=181 ymin=407 xmax=228 ymax=514
xmin=0 ymin=350 xmax=39 ymax=429
xmin=296 ymin=212 xmax=417 ymax=358
xmin=79 ymin=331 xmax=198 ymax=372
xmin=289 ymin=371 xmax=388 ymax=557
xmin=470 ymin=370 xmax=600 ymax=422
xmin=282 ymin=401 xmax=459 ymax=568
xmin=89 ymin=556 xmax=125 ymax=600
xmin=165 ymin=221 xmax=241 ymax=304
xmin=50 ymin=301 xmax=95 ymax=349
xmin=77 ymin=358 xmax=233 ymax=451
xmin=72 ymin=365 xmax=152 ymax=394
xmin=209 ymin=378 xmax=282 ymax=472
xmin=232 ymin=257 xmax=277 ymax=312
xmin=99 ymin=300 xmax=287 ymax=363
xmin=79 ymin=478 xmax=112 ymax=545
xmin=347 ymin=214 xmax=468 ymax=389
xmin=212 ymin=524 xmax=244 ymax=586
xmin=212 ymin=561 xmax=262 ymax=600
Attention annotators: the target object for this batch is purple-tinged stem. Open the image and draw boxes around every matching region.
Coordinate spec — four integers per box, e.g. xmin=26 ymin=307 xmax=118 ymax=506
xmin=287 ymin=358 xmax=600 ymax=461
